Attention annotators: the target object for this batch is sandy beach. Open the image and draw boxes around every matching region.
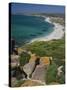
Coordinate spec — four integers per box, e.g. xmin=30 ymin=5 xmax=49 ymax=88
xmin=30 ymin=17 xmax=64 ymax=43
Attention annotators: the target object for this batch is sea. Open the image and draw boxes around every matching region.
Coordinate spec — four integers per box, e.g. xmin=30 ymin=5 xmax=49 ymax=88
xmin=11 ymin=15 xmax=54 ymax=46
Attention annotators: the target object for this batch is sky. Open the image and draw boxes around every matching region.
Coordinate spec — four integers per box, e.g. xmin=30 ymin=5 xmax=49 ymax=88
xmin=11 ymin=3 xmax=65 ymax=14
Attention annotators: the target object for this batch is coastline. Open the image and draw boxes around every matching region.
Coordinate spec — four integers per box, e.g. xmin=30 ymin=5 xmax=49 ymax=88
xmin=30 ymin=16 xmax=64 ymax=43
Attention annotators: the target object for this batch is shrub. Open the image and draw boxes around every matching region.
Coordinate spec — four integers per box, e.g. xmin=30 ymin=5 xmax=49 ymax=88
xmin=19 ymin=52 xmax=30 ymax=66
xmin=23 ymin=39 xmax=65 ymax=59
xmin=46 ymin=63 xmax=57 ymax=84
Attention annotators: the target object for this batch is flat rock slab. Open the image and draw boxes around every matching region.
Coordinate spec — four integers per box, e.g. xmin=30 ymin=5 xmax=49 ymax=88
xmin=32 ymin=65 xmax=46 ymax=82
xmin=23 ymin=62 xmax=35 ymax=78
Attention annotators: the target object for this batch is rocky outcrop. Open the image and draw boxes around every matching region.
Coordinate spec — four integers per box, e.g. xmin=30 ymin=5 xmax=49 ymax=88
xmin=23 ymin=55 xmax=40 ymax=79
xmin=57 ymin=65 xmax=63 ymax=76
xmin=32 ymin=65 xmax=46 ymax=82
xmin=40 ymin=57 xmax=52 ymax=66
xmin=29 ymin=54 xmax=39 ymax=62
xmin=11 ymin=49 xmax=54 ymax=86
xmin=11 ymin=66 xmax=27 ymax=80
xmin=23 ymin=61 xmax=35 ymax=79
xmin=11 ymin=55 xmax=20 ymax=68
xmin=11 ymin=54 xmax=28 ymax=79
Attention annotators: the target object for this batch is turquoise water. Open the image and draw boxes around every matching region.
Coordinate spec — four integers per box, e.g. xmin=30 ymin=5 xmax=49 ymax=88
xmin=11 ymin=15 xmax=54 ymax=46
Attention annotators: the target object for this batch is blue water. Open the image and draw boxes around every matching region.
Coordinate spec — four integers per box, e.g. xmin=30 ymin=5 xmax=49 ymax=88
xmin=11 ymin=15 xmax=54 ymax=46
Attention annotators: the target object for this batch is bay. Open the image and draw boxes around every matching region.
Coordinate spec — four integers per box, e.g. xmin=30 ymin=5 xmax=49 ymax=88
xmin=11 ymin=15 xmax=54 ymax=46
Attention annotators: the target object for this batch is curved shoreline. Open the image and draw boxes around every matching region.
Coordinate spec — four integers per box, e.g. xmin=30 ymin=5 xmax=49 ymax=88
xmin=30 ymin=17 xmax=64 ymax=43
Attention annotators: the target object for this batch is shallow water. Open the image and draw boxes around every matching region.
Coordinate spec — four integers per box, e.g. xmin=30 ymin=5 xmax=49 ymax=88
xmin=11 ymin=15 xmax=54 ymax=46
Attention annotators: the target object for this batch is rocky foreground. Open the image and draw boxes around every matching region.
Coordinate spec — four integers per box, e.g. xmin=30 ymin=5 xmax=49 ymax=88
xmin=11 ymin=50 xmax=51 ymax=87
xmin=10 ymin=37 xmax=65 ymax=87
xmin=11 ymin=46 xmax=64 ymax=87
